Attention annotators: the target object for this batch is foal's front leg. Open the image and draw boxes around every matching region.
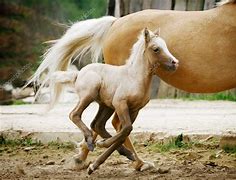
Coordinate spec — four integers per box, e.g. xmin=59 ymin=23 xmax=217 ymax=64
xmin=88 ymin=101 xmax=133 ymax=174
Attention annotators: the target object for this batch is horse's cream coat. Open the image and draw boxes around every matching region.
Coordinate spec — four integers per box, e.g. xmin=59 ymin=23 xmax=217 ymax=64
xmin=52 ymin=29 xmax=178 ymax=174
xmin=103 ymin=3 xmax=236 ymax=92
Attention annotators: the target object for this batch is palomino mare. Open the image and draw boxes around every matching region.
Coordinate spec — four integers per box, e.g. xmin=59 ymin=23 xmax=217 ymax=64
xmin=49 ymin=28 xmax=178 ymax=174
xmin=29 ymin=0 xmax=235 ymax=172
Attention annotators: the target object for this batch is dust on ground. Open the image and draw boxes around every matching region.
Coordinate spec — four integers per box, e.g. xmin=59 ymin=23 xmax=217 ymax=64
xmin=0 ymin=133 xmax=236 ymax=180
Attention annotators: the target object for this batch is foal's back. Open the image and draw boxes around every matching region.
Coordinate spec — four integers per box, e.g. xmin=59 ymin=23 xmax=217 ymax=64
xmin=74 ymin=63 xmax=131 ymax=107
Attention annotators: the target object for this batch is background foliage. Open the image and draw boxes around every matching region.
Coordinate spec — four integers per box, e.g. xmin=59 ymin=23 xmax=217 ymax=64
xmin=0 ymin=0 xmax=107 ymax=86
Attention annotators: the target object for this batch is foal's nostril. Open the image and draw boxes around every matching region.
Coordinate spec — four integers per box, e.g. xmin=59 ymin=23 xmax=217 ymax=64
xmin=171 ymin=60 xmax=176 ymax=65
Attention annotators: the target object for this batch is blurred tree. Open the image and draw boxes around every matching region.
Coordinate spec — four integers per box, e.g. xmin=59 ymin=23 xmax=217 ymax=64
xmin=0 ymin=0 xmax=107 ymax=87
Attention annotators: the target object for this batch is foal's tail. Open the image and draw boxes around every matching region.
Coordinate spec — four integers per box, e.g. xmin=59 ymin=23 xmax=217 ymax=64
xmin=26 ymin=16 xmax=116 ymax=110
xmin=51 ymin=71 xmax=78 ymax=84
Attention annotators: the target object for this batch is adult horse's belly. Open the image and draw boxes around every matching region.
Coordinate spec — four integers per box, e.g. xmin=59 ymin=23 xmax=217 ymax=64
xmin=103 ymin=9 xmax=236 ymax=93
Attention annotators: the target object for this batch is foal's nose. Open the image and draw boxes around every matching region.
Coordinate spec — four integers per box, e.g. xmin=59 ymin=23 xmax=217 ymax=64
xmin=170 ymin=58 xmax=179 ymax=65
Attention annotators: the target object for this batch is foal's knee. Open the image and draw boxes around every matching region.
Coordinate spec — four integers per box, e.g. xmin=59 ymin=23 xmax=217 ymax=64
xmin=69 ymin=111 xmax=80 ymax=123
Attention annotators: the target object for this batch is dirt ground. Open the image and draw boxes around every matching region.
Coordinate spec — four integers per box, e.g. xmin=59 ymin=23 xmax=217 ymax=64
xmin=1 ymin=133 xmax=236 ymax=180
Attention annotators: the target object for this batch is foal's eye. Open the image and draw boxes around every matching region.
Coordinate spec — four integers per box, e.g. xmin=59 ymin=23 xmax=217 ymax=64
xmin=153 ymin=47 xmax=160 ymax=53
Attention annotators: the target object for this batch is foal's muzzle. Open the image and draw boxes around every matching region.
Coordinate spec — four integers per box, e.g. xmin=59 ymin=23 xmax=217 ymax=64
xmin=164 ymin=58 xmax=179 ymax=72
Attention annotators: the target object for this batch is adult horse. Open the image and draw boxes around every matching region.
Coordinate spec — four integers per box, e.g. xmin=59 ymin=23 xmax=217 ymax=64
xmin=30 ymin=0 xmax=236 ymax=172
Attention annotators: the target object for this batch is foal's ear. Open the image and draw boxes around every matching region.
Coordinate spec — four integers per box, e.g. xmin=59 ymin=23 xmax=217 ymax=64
xmin=154 ymin=28 xmax=161 ymax=36
xmin=144 ymin=27 xmax=151 ymax=44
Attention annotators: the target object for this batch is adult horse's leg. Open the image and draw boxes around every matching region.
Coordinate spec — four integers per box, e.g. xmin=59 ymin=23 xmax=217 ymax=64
xmin=88 ymin=101 xmax=133 ymax=174
xmin=111 ymin=113 xmax=155 ymax=171
xmin=69 ymin=98 xmax=95 ymax=151
xmin=90 ymin=104 xmax=135 ymax=161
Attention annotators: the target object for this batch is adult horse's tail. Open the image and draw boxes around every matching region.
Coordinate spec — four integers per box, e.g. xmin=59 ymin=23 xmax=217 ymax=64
xmin=27 ymin=16 xmax=116 ymax=109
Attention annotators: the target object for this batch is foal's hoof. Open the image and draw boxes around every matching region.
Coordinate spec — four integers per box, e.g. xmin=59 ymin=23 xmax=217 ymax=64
xmin=87 ymin=143 xmax=95 ymax=152
xmin=64 ymin=155 xmax=90 ymax=171
xmin=140 ymin=161 xmax=156 ymax=171
xmin=87 ymin=164 xmax=95 ymax=175
xmin=132 ymin=160 xmax=155 ymax=171
xmin=86 ymin=137 xmax=95 ymax=151
xmin=96 ymin=139 xmax=107 ymax=148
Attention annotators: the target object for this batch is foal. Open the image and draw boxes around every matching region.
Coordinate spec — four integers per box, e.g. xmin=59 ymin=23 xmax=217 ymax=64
xmin=52 ymin=28 xmax=179 ymax=174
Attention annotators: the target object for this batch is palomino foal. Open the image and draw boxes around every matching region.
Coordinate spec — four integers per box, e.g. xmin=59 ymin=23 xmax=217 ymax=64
xmin=53 ymin=28 xmax=179 ymax=174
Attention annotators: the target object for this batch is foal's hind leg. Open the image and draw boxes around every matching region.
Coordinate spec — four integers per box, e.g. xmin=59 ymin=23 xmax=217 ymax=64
xmin=95 ymin=108 xmax=137 ymax=149
xmin=71 ymin=132 xmax=97 ymax=170
xmin=71 ymin=104 xmax=135 ymax=170
xmin=90 ymin=104 xmax=135 ymax=161
xmin=88 ymin=101 xmax=133 ymax=174
xmin=112 ymin=113 xmax=155 ymax=171
xmin=69 ymin=97 xmax=95 ymax=151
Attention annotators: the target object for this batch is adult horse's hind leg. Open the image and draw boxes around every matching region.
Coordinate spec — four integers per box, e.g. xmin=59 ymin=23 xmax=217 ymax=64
xmin=90 ymin=104 xmax=135 ymax=161
xmin=69 ymin=97 xmax=95 ymax=151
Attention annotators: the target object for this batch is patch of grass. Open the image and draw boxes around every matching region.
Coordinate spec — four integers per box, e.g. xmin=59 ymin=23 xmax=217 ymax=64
xmin=12 ymin=99 xmax=29 ymax=105
xmin=223 ymin=146 xmax=236 ymax=154
xmin=47 ymin=141 xmax=76 ymax=150
xmin=0 ymin=135 xmax=42 ymax=147
xmin=0 ymin=135 xmax=75 ymax=150
xmin=147 ymin=134 xmax=193 ymax=153
xmin=183 ymin=92 xmax=236 ymax=102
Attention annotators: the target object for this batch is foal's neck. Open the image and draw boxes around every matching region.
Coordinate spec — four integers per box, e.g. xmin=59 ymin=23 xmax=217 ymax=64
xmin=126 ymin=42 xmax=153 ymax=88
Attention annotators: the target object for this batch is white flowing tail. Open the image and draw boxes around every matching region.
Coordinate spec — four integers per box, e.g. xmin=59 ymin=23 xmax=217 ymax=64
xmin=27 ymin=16 xmax=116 ymax=110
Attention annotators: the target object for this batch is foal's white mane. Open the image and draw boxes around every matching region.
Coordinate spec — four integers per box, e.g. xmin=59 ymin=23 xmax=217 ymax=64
xmin=126 ymin=33 xmax=145 ymax=65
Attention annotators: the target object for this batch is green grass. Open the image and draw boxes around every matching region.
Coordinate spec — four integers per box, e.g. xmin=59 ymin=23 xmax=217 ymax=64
xmin=0 ymin=135 xmax=42 ymax=147
xmin=222 ymin=146 xmax=236 ymax=154
xmin=12 ymin=100 xmax=29 ymax=105
xmin=0 ymin=135 xmax=75 ymax=150
xmin=183 ymin=92 xmax=236 ymax=102
xmin=47 ymin=141 xmax=75 ymax=150
xmin=147 ymin=134 xmax=193 ymax=153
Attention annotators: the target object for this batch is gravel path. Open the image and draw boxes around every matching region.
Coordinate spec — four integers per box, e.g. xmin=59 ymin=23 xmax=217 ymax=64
xmin=1 ymin=100 xmax=236 ymax=135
